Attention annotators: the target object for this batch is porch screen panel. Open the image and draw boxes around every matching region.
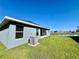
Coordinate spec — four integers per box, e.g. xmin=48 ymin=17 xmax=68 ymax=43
xmin=40 ymin=29 xmax=46 ymax=36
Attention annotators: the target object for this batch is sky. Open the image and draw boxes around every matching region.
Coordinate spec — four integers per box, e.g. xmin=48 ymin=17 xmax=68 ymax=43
xmin=0 ymin=0 xmax=79 ymax=31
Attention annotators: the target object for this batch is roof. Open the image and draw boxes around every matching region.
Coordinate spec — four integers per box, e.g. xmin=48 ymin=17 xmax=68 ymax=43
xmin=0 ymin=16 xmax=50 ymax=30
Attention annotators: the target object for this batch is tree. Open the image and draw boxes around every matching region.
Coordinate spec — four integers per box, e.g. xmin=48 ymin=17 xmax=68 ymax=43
xmin=54 ymin=30 xmax=58 ymax=33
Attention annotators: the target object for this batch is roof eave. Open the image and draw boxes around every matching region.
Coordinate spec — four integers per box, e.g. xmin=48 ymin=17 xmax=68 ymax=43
xmin=0 ymin=16 xmax=50 ymax=30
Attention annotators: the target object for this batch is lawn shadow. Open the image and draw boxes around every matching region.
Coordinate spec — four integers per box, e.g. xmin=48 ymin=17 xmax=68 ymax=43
xmin=69 ymin=36 xmax=79 ymax=43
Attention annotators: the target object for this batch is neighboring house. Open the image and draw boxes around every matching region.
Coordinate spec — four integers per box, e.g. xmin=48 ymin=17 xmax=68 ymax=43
xmin=0 ymin=16 xmax=50 ymax=48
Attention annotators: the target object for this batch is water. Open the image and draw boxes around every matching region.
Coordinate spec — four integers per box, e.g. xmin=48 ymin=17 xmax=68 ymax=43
xmin=70 ymin=36 xmax=79 ymax=43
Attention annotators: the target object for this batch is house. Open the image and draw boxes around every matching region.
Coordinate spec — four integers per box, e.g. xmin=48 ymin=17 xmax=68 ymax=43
xmin=0 ymin=16 xmax=50 ymax=48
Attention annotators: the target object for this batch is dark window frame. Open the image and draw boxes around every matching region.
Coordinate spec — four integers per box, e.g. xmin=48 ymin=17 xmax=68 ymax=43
xmin=16 ymin=25 xmax=24 ymax=39
xmin=36 ymin=28 xmax=39 ymax=36
xmin=40 ymin=29 xmax=46 ymax=36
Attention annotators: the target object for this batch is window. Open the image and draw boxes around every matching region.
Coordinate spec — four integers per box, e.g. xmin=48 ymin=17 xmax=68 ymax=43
xmin=40 ymin=29 xmax=46 ymax=36
xmin=36 ymin=28 xmax=39 ymax=36
xmin=16 ymin=25 xmax=23 ymax=39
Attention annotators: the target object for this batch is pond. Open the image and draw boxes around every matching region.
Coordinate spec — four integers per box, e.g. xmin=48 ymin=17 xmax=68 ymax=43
xmin=70 ymin=36 xmax=79 ymax=43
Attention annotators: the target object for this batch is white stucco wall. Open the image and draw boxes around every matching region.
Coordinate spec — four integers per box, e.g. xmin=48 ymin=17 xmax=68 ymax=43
xmin=46 ymin=30 xmax=50 ymax=36
xmin=0 ymin=28 xmax=9 ymax=47
xmin=0 ymin=24 xmax=50 ymax=48
xmin=7 ymin=24 xmax=36 ymax=48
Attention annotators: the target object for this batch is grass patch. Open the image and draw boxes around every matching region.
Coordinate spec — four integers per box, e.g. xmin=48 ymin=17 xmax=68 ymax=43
xmin=51 ymin=32 xmax=79 ymax=35
xmin=0 ymin=36 xmax=79 ymax=59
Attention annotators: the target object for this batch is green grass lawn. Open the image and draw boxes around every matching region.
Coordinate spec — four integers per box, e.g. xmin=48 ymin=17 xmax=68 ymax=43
xmin=0 ymin=36 xmax=79 ymax=59
xmin=51 ymin=32 xmax=79 ymax=35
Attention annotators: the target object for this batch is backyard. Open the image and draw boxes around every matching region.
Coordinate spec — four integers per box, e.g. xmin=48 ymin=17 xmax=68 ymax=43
xmin=51 ymin=32 xmax=79 ymax=35
xmin=0 ymin=36 xmax=79 ymax=59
